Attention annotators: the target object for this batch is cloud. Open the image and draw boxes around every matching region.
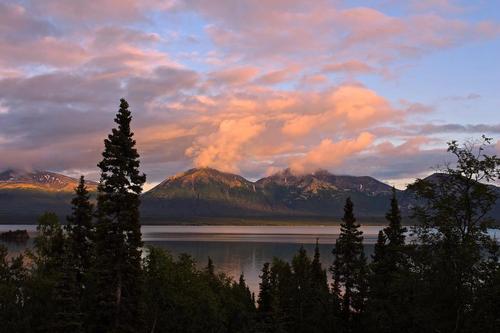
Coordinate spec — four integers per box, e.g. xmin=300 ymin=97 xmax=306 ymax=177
xmin=282 ymin=85 xmax=399 ymax=137
xmin=322 ymin=61 xmax=374 ymax=74
xmin=289 ymin=132 xmax=375 ymax=174
xmin=255 ymin=67 xmax=300 ymax=85
xmin=208 ymin=66 xmax=259 ymax=86
xmin=447 ymin=93 xmax=481 ymax=101
xmin=0 ymin=0 xmax=498 ymax=185
xmin=186 ymin=116 xmax=265 ymax=173
xmin=33 ymin=0 xmax=174 ymax=23
xmin=187 ymin=0 xmax=500 ymax=71
xmin=410 ymin=0 xmax=464 ymax=13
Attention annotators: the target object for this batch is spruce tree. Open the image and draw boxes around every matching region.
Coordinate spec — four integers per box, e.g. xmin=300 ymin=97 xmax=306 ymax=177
xmin=269 ymin=258 xmax=294 ymax=332
xmin=258 ymin=263 xmax=273 ymax=314
xmin=92 ymin=98 xmax=146 ymax=333
xmin=66 ymin=176 xmax=94 ymax=277
xmin=331 ymin=197 xmax=367 ymax=331
xmin=366 ymin=192 xmax=411 ymax=333
xmin=384 ymin=188 xmax=406 ymax=249
xmin=206 ymin=257 xmax=215 ymax=276
xmin=52 ymin=176 xmax=94 ymax=332
xmin=257 ymin=262 xmax=274 ymax=331
xmin=372 ymin=230 xmax=387 ymax=264
xmin=310 ymin=241 xmax=335 ymax=333
xmin=311 ymin=239 xmax=327 ymax=289
xmin=52 ymin=249 xmax=83 ymax=333
xmin=290 ymin=246 xmax=312 ymax=331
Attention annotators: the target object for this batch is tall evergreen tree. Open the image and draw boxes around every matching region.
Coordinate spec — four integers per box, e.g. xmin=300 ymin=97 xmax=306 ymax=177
xmin=238 ymin=273 xmax=253 ymax=305
xmin=206 ymin=257 xmax=215 ymax=276
xmin=384 ymin=188 xmax=406 ymax=249
xmin=331 ymin=197 xmax=367 ymax=332
xmin=366 ymin=191 xmax=412 ymax=333
xmin=310 ymin=240 xmax=336 ymax=333
xmin=66 ymin=176 xmax=94 ymax=278
xmin=311 ymin=239 xmax=328 ymax=289
xmin=257 ymin=262 xmax=274 ymax=331
xmin=52 ymin=176 xmax=94 ymax=332
xmin=269 ymin=258 xmax=294 ymax=332
xmin=258 ymin=263 xmax=273 ymax=314
xmin=290 ymin=246 xmax=312 ymax=332
xmin=372 ymin=231 xmax=387 ymax=264
xmin=92 ymin=98 xmax=146 ymax=333
xmin=52 ymin=250 xmax=83 ymax=333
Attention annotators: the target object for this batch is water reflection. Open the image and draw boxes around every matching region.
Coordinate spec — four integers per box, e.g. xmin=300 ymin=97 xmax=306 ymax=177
xmin=146 ymin=240 xmax=375 ymax=294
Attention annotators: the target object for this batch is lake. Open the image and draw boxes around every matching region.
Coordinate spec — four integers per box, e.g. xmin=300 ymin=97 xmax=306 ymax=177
xmin=2 ymin=224 xmax=497 ymax=293
xmin=0 ymin=224 xmax=378 ymax=293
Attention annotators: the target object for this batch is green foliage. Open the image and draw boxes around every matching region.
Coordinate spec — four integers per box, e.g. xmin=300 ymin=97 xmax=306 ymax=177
xmin=407 ymin=136 xmax=500 ymax=332
xmin=27 ymin=212 xmax=65 ymax=332
xmin=0 ymin=245 xmax=28 ymax=332
xmin=143 ymin=247 xmax=255 ymax=333
xmin=256 ymin=247 xmax=335 ymax=333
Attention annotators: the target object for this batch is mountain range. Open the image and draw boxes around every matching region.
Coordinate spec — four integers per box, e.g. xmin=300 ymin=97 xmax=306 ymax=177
xmin=1 ymin=167 xmax=499 ymax=224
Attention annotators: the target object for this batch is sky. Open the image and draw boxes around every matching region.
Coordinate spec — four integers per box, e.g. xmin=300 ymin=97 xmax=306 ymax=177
xmin=0 ymin=0 xmax=500 ymax=189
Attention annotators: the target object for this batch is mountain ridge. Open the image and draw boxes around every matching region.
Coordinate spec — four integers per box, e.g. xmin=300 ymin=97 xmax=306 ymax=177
xmin=1 ymin=167 xmax=499 ymax=223
xmin=0 ymin=169 xmax=98 ymax=192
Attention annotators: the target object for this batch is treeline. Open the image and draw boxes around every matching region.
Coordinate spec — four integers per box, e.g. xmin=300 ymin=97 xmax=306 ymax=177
xmin=1 ymin=99 xmax=499 ymax=332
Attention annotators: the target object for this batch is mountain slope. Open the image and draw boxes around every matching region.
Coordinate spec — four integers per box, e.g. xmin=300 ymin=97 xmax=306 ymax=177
xmin=0 ymin=170 xmax=97 ymax=223
xmin=254 ymin=169 xmax=397 ymax=218
xmin=140 ymin=168 xmax=400 ymax=221
xmin=141 ymin=168 xmax=288 ymax=219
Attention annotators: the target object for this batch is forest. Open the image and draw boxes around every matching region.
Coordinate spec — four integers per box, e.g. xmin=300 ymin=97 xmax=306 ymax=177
xmin=1 ymin=99 xmax=499 ymax=333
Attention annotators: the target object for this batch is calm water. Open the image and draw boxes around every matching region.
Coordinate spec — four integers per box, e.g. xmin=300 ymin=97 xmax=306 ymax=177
xmin=1 ymin=225 xmax=378 ymax=293
xmin=2 ymin=225 xmax=497 ymax=293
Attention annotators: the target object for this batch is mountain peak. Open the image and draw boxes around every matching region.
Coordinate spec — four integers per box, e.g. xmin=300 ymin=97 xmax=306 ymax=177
xmin=257 ymin=168 xmax=392 ymax=195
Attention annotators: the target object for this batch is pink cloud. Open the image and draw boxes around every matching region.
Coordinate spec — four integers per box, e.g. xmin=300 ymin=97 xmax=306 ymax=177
xmin=410 ymin=0 xmax=464 ymax=13
xmin=208 ymin=66 xmax=260 ymax=86
xmin=186 ymin=116 xmax=265 ymax=173
xmin=322 ymin=61 xmax=374 ymax=74
xmin=374 ymin=137 xmax=432 ymax=156
xmin=289 ymin=132 xmax=375 ymax=174
xmin=0 ymin=37 xmax=87 ymax=67
xmin=187 ymin=0 xmax=500 ymax=90
xmin=35 ymin=0 xmax=174 ymax=23
xmin=281 ymin=85 xmax=399 ymax=137
xmin=255 ymin=67 xmax=300 ymax=85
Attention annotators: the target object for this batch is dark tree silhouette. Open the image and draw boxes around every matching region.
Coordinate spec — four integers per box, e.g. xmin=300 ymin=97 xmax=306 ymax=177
xmin=331 ymin=197 xmax=368 ymax=331
xmin=92 ymin=99 xmax=146 ymax=333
